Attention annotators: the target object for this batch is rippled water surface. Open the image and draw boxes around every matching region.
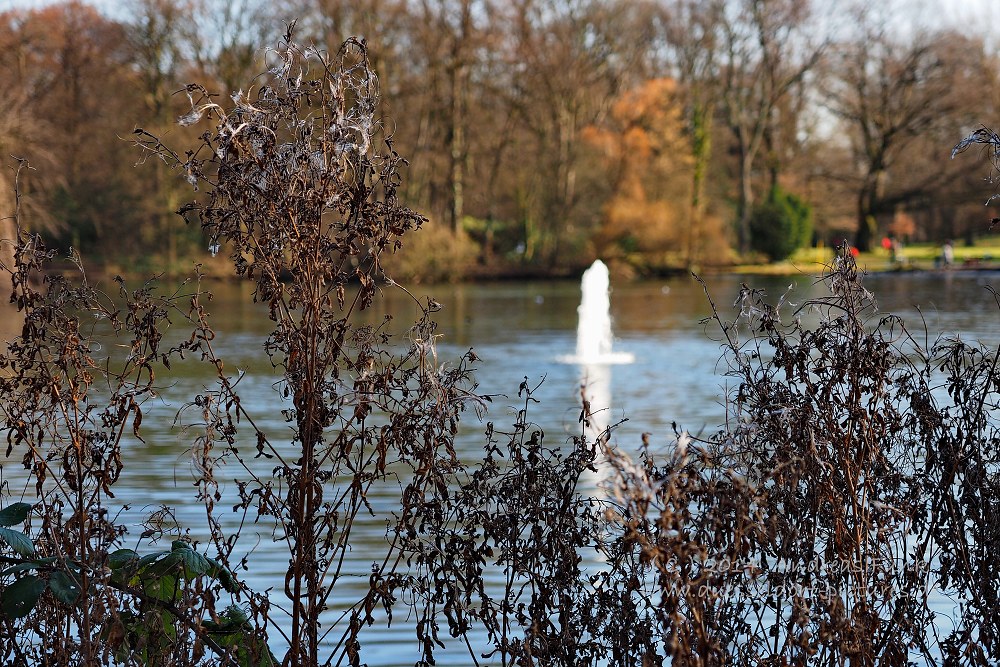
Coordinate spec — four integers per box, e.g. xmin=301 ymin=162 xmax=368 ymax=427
xmin=3 ymin=269 xmax=999 ymax=663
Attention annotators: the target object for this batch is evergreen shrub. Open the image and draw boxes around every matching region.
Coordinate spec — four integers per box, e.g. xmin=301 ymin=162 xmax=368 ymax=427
xmin=749 ymin=185 xmax=813 ymax=261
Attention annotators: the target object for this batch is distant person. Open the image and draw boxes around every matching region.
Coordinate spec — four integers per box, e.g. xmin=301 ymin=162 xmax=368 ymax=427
xmin=891 ymin=238 xmax=905 ymax=264
xmin=942 ymin=240 xmax=954 ymax=268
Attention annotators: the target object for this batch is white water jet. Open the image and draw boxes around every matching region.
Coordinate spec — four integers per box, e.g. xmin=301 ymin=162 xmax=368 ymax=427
xmin=558 ymin=260 xmax=633 ymax=447
xmin=558 ymin=260 xmax=634 ymax=365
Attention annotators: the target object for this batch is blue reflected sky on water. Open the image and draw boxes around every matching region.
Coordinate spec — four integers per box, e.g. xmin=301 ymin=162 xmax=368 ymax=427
xmin=3 ymin=268 xmax=1000 ymax=663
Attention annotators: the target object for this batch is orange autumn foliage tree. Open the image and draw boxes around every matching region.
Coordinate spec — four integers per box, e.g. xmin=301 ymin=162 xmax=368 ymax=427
xmin=583 ymin=78 xmax=695 ymax=268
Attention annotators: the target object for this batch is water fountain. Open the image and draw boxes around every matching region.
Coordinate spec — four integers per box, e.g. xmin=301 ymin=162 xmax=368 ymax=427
xmin=558 ymin=260 xmax=634 ymax=365
xmin=558 ymin=260 xmax=633 ymax=442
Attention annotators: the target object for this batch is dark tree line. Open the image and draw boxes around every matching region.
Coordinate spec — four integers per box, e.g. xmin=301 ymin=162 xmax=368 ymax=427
xmin=1 ymin=0 xmax=998 ymax=277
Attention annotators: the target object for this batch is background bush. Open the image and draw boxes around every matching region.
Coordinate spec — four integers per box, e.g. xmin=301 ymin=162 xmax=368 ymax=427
xmin=749 ymin=185 xmax=814 ymax=261
xmin=384 ymin=219 xmax=479 ymax=283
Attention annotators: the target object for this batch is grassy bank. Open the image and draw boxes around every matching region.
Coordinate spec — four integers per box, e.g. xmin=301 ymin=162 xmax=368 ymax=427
xmin=50 ymin=238 xmax=1000 ymax=283
xmin=731 ymin=240 xmax=1000 ymax=275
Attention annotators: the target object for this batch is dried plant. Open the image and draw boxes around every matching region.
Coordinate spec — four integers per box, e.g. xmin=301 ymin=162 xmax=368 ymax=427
xmin=953 ymin=126 xmax=1000 ymax=205
xmin=0 ymin=160 xmax=265 ymax=666
xmin=4 ymin=28 xmax=1000 ymax=667
xmin=395 ymin=376 xmax=616 ymax=667
xmin=131 ymin=27 xmax=487 ymax=667
xmin=590 ymin=249 xmax=1000 ymax=665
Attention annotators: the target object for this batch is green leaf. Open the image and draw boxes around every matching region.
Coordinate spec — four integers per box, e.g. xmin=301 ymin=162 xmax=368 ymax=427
xmin=0 ymin=526 xmax=35 ymax=556
xmin=143 ymin=572 xmax=179 ymax=602
xmin=201 ymin=555 xmax=238 ymax=592
xmin=221 ymin=604 xmax=248 ymax=626
xmin=177 ymin=548 xmax=211 ymax=577
xmin=0 ymin=558 xmax=55 ymax=577
xmin=48 ymin=570 xmax=81 ymax=604
xmin=144 ymin=551 xmax=182 ymax=578
xmin=204 ymin=606 xmax=276 ymax=666
xmin=1 ymin=575 xmax=46 ymax=618
xmin=0 ymin=562 xmax=38 ymax=577
xmin=211 ymin=629 xmax=278 ymax=667
xmin=214 ymin=565 xmax=237 ymax=593
xmin=0 ymin=502 xmax=31 ymax=527
xmin=137 ymin=552 xmax=164 ymax=568
xmin=109 ymin=549 xmax=141 ymax=586
xmin=108 ymin=549 xmax=140 ymax=570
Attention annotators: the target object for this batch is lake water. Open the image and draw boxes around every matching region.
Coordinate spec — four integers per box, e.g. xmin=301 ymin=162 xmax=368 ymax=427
xmin=3 ymin=268 xmax=999 ymax=664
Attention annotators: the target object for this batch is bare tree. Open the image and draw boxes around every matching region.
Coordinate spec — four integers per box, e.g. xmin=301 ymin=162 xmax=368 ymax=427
xmin=187 ymin=0 xmax=275 ymax=97
xmin=0 ymin=85 xmax=59 ymax=239
xmin=126 ymin=0 xmax=197 ymax=267
xmin=822 ymin=6 xmax=985 ymax=251
xmin=442 ymin=0 xmax=475 ymax=232
xmin=658 ymin=0 xmax=726 ymax=268
xmin=0 ymin=3 xmax=138 ymax=248
xmin=499 ymin=0 xmax=654 ymax=262
xmin=719 ymin=0 xmax=824 ymax=255
xmin=402 ymin=0 xmax=484 ymax=233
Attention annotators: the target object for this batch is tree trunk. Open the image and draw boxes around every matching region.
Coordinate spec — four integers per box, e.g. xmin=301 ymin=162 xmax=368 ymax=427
xmin=0 ymin=172 xmax=16 ymax=278
xmin=687 ymin=101 xmax=713 ymax=270
xmin=446 ymin=0 xmax=472 ymax=234
xmin=854 ymin=168 xmax=884 ymax=252
xmin=448 ymin=60 xmax=465 ymax=233
xmin=737 ymin=145 xmax=754 ymax=255
xmin=0 ymin=173 xmax=24 ymax=343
